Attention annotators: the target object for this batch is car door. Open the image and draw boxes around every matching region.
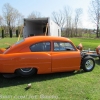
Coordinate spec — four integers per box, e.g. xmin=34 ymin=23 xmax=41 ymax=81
xmin=51 ymin=41 xmax=81 ymax=73
xmin=30 ymin=41 xmax=52 ymax=74
xmin=1 ymin=41 xmax=52 ymax=74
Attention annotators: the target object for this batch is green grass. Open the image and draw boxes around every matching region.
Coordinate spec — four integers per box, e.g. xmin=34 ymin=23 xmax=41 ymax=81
xmin=70 ymin=38 xmax=100 ymax=50
xmin=0 ymin=37 xmax=100 ymax=100
xmin=1 ymin=66 xmax=100 ymax=100
xmin=0 ymin=37 xmax=22 ymax=48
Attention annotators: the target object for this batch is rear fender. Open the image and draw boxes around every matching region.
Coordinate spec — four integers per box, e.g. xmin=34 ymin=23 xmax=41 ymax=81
xmin=0 ymin=52 xmax=52 ymax=74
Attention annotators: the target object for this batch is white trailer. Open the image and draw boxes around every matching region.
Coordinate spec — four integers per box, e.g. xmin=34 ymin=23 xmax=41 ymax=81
xmin=23 ymin=17 xmax=61 ymax=38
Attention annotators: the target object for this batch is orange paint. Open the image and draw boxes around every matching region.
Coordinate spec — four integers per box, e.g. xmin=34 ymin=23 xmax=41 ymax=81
xmin=0 ymin=36 xmax=81 ymax=74
xmin=0 ymin=48 xmax=6 ymax=54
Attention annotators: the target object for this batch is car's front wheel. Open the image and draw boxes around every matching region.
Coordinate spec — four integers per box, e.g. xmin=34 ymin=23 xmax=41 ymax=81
xmin=81 ymin=56 xmax=95 ymax=72
xmin=16 ymin=68 xmax=37 ymax=77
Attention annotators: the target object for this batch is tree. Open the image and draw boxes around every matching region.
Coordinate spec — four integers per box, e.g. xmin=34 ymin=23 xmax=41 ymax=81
xmin=64 ymin=6 xmax=73 ymax=37
xmin=89 ymin=0 xmax=100 ymax=38
xmin=16 ymin=12 xmax=24 ymax=36
xmin=2 ymin=3 xmax=19 ymax=33
xmin=52 ymin=10 xmax=65 ymax=28
xmin=0 ymin=15 xmax=6 ymax=37
xmin=0 ymin=15 xmax=5 ymax=30
xmin=28 ymin=11 xmax=41 ymax=18
xmin=0 ymin=15 xmax=3 ymax=26
xmin=74 ymin=8 xmax=83 ymax=36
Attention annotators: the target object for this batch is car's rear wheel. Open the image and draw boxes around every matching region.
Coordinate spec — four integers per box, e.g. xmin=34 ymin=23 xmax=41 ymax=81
xmin=81 ymin=56 xmax=95 ymax=72
xmin=16 ymin=68 xmax=37 ymax=77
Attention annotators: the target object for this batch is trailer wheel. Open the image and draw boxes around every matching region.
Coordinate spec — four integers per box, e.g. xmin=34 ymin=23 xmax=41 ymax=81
xmin=81 ymin=56 xmax=95 ymax=72
xmin=16 ymin=68 xmax=37 ymax=77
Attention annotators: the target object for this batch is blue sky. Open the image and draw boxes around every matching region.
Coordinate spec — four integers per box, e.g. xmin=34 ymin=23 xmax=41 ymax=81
xmin=0 ymin=0 xmax=94 ymax=29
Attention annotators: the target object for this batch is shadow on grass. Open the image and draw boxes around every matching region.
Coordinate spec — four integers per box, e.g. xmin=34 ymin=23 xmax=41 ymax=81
xmin=95 ymin=58 xmax=100 ymax=65
xmin=0 ymin=58 xmax=99 ymax=88
xmin=0 ymin=70 xmax=85 ymax=88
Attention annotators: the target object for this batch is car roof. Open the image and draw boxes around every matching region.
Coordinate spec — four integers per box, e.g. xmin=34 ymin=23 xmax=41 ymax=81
xmin=25 ymin=36 xmax=71 ymax=43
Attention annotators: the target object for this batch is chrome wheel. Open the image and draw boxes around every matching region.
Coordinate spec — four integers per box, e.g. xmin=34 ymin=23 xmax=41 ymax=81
xmin=82 ymin=56 xmax=95 ymax=72
xmin=16 ymin=68 xmax=37 ymax=76
xmin=85 ymin=59 xmax=94 ymax=70
xmin=20 ymin=68 xmax=33 ymax=73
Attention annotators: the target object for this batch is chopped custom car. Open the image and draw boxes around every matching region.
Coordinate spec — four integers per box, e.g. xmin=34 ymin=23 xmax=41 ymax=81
xmin=0 ymin=36 xmax=95 ymax=77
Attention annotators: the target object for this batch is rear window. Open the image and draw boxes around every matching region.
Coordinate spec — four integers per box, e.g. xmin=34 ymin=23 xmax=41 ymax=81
xmin=30 ymin=42 xmax=51 ymax=52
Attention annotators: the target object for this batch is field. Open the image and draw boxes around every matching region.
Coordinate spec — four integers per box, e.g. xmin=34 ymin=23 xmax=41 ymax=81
xmin=0 ymin=37 xmax=22 ymax=48
xmin=0 ymin=37 xmax=100 ymax=100
xmin=70 ymin=37 xmax=100 ymax=50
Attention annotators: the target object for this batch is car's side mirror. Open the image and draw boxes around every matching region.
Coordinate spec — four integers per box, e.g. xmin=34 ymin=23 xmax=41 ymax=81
xmin=77 ymin=43 xmax=83 ymax=51
xmin=96 ymin=45 xmax=100 ymax=54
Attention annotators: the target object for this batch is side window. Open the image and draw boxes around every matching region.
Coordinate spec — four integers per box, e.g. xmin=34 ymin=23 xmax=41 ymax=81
xmin=30 ymin=42 xmax=51 ymax=52
xmin=54 ymin=42 xmax=75 ymax=51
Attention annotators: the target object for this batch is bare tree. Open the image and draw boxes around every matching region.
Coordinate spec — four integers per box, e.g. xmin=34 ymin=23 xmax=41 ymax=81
xmin=89 ymin=0 xmax=100 ymax=38
xmin=0 ymin=15 xmax=3 ymax=27
xmin=52 ymin=10 xmax=65 ymax=28
xmin=64 ymin=6 xmax=73 ymax=37
xmin=16 ymin=13 xmax=24 ymax=27
xmin=74 ymin=8 xmax=83 ymax=36
xmin=2 ymin=3 xmax=19 ymax=33
xmin=15 ymin=12 xmax=24 ymax=35
xmin=28 ymin=11 xmax=41 ymax=18
xmin=0 ymin=15 xmax=6 ymax=30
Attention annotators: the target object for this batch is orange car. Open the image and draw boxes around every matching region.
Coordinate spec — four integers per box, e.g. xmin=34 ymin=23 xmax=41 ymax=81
xmin=0 ymin=36 xmax=95 ymax=77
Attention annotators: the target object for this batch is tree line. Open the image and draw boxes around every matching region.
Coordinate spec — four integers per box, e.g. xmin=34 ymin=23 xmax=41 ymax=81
xmin=0 ymin=0 xmax=100 ymax=38
xmin=51 ymin=0 xmax=100 ymax=38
